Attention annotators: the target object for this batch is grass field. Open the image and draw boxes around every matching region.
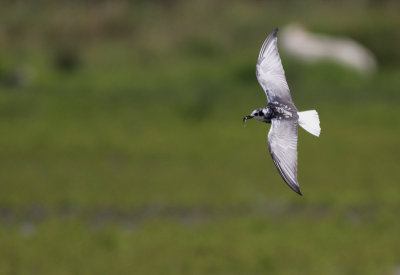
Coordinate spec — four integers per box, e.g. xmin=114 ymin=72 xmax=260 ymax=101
xmin=0 ymin=1 xmax=400 ymax=274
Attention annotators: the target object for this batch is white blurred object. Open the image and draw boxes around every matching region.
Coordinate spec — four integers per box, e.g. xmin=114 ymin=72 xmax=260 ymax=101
xmin=280 ymin=24 xmax=377 ymax=73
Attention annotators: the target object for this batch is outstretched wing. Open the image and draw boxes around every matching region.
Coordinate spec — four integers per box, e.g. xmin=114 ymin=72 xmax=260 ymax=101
xmin=256 ymin=28 xmax=293 ymax=104
xmin=267 ymin=119 xmax=301 ymax=195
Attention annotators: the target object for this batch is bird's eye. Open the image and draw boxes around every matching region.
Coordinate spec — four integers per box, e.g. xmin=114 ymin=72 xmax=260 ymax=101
xmin=258 ymin=111 xmax=263 ymax=116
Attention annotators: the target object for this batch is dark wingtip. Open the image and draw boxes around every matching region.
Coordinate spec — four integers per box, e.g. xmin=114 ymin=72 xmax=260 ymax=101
xmin=273 ymin=27 xmax=279 ymax=36
xmin=291 ymin=186 xmax=303 ymax=196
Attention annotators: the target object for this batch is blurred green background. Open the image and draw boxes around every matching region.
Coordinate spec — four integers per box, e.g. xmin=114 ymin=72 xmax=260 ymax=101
xmin=0 ymin=0 xmax=400 ymax=274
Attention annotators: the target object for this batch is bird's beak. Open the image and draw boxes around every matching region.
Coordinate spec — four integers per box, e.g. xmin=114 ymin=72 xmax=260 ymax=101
xmin=243 ymin=115 xmax=254 ymax=127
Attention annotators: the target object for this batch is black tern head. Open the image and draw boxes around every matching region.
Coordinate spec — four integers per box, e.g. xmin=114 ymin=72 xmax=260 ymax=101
xmin=243 ymin=27 xmax=321 ymax=195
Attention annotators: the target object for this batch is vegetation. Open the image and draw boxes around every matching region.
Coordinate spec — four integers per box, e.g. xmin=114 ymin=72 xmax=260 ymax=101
xmin=0 ymin=1 xmax=399 ymax=274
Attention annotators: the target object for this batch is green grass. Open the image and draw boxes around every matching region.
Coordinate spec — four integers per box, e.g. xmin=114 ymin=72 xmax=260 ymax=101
xmin=0 ymin=1 xmax=400 ymax=274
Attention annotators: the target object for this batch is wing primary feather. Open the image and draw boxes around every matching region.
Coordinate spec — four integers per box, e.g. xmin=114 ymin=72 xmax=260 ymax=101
xmin=273 ymin=159 xmax=302 ymax=195
xmin=258 ymin=27 xmax=279 ymax=59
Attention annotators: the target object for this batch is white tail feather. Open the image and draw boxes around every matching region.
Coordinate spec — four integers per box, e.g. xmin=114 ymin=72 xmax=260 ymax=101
xmin=298 ymin=110 xmax=320 ymax=137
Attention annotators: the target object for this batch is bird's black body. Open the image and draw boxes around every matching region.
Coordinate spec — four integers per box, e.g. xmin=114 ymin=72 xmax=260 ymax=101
xmin=254 ymin=101 xmax=299 ymax=124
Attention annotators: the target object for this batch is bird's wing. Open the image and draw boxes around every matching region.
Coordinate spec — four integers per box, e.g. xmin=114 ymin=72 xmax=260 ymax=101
xmin=256 ymin=28 xmax=293 ymax=104
xmin=267 ymin=118 xmax=301 ymax=195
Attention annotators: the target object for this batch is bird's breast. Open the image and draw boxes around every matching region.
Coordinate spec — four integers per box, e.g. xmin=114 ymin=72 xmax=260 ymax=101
xmin=268 ymin=101 xmax=298 ymax=121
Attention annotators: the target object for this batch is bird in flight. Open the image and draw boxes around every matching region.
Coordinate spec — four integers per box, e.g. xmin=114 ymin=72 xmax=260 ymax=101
xmin=243 ymin=28 xmax=321 ymax=195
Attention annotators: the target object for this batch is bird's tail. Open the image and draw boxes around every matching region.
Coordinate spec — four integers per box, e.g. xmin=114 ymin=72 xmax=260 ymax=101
xmin=298 ymin=110 xmax=321 ymax=137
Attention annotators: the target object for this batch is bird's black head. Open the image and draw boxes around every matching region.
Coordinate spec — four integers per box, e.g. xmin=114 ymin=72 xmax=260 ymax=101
xmin=243 ymin=108 xmax=264 ymax=126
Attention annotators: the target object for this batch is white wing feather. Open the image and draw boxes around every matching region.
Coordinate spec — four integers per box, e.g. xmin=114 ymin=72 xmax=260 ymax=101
xmin=256 ymin=28 xmax=293 ymax=104
xmin=268 ymin=119 xmax=301 ymax=195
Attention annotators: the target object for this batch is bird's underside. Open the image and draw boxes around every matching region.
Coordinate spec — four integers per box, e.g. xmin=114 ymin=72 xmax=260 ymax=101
xmin=244 ymin=27 xmax=319 ymax=195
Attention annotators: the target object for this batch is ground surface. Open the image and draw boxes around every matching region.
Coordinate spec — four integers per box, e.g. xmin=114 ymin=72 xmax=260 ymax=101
xmin=0 ymin=1 xmax=400 ymax=274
